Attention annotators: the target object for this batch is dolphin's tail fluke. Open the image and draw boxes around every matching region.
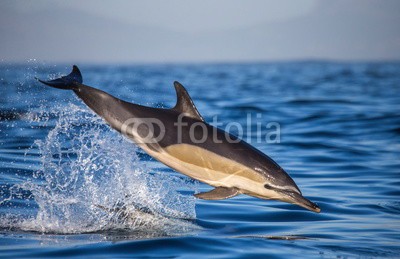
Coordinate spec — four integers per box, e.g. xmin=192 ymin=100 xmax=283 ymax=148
xmin=35 ymin=65 xmax=82 ymax=90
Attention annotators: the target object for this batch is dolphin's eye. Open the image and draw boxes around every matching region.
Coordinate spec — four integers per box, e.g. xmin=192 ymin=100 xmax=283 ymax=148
xmin=264 ymin=183 xmax=274 ymax=190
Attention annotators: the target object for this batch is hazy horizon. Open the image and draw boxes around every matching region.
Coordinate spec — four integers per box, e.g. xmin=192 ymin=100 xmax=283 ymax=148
xmin=1 ymin=0 xmax=400 ymax=64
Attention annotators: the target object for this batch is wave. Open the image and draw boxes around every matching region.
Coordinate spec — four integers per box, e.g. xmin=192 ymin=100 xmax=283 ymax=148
xmin=0 ymin=104 xmax=199 ymax=236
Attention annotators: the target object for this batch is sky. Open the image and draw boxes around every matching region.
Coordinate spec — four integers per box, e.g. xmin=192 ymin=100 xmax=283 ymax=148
xmin=1 ymin=0 xmax=399 ymax=63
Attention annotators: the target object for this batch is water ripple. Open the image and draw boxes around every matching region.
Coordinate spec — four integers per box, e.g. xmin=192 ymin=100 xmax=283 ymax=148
xmin=0 ymin=62 xmax=399 ymax=257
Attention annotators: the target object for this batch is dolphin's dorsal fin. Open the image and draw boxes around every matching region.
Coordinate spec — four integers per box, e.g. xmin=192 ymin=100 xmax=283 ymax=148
xmin=194 ymin=187 xmax=239 ymax=200
xmin=172 ymin=81 xmax=204 ymax=121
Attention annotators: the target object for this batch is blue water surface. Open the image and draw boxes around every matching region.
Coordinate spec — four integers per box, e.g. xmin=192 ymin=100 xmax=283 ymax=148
xmin=0 ymin=62 xmax=399 ymax=258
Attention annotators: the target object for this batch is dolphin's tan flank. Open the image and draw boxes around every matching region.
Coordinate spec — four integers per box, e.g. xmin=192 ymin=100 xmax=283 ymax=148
xmin=36 ymin=66 xmax=320 ymax=213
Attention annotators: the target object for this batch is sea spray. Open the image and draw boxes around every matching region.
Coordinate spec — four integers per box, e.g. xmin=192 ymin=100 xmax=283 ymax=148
xmin=1 ymin=103 xmax=198 ymax=235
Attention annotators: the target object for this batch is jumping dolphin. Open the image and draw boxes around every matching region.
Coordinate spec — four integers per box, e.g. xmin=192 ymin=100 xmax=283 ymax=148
xmin=36 ymin=65 xmax=320 ymax=213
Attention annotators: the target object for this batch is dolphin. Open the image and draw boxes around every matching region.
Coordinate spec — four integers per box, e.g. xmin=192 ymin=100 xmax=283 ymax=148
xmin=36 ymin=65 xmax=320 ymax=213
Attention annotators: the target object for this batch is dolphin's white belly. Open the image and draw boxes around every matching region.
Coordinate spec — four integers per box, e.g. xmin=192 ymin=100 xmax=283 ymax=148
xmin=141 ymin=143 xmax=270 ymax=196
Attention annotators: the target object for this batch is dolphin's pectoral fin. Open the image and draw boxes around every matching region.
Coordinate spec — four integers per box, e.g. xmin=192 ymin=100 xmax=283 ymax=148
xmin=172 ymin=81 xmax=204 ymax=121
xmin=194 ymin=187 xmax=239 ymax=200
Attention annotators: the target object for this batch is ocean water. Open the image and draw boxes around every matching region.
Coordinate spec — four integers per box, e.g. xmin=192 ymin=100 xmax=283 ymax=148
xmin=0 ymin=62 xmax=399 ymax=258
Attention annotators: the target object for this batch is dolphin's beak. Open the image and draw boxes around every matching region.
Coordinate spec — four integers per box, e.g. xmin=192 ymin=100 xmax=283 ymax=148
xmin=280 ymin=190 xmax=321 ymax=213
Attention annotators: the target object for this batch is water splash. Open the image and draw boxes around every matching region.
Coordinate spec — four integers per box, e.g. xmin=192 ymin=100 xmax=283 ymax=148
xmin=1 ymin=104 xmax=198 ymax=235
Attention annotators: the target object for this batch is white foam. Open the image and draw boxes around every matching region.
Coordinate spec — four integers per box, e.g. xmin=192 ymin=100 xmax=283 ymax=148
xmin=1 ymin=104 xmax=199 ymax=235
